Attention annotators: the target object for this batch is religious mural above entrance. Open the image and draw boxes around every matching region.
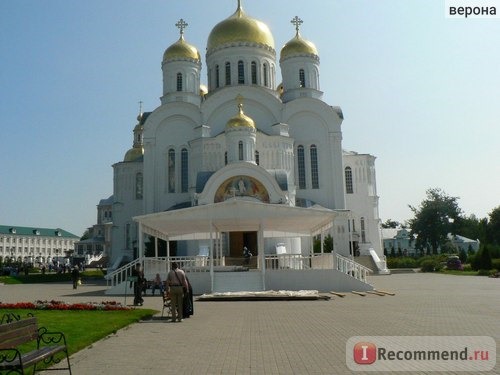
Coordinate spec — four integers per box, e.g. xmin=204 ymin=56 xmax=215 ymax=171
xmin=214 ymin=175 xmax=270 ymax=203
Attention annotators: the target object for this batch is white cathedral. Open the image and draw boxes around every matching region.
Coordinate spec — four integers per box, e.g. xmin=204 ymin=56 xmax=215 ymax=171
xmin=105 ymin=2 xmax=387 ymax=293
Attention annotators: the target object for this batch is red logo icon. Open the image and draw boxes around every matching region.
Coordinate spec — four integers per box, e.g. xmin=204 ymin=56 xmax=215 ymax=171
xmin=353 ymin=342 xmax=377 ymax=364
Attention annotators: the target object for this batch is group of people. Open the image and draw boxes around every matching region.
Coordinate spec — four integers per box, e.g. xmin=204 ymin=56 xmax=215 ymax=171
xmin=131 ymin=262 xmax=193 ymax=322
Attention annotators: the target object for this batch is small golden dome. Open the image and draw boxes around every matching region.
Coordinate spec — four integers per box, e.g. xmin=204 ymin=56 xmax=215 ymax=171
xmin=163 ymin=35 xmax=200 ymax=62
xmin=276 ymin=82 xmax=284 ymax=97
xmin=199 ymin=84 xmax=208 ymax=97
xmin=207 ymin=4 xmax=274 ymax=53
xmin=124 ymin=147 xmax=144 ymax=162
xmin=280 ymin=33 xmax=318 ymax=60
xmin=226 ymin=98 xmax=255 ymax=130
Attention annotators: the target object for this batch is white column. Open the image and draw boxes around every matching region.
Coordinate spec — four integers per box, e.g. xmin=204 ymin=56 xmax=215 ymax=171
xmin=154 ymin=236 xmax=158 ymax=258
xmin=138 ymin=223 xmax=144 ymax=259
xmin=209 ymin=220 xmax=214 ymax=293
xmin=258 ymin=221 xmax=265 ymax=290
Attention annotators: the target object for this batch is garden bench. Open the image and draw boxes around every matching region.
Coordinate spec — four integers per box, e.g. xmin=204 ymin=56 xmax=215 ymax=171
xmin=0 ymin=316 xmax=72 ymax=374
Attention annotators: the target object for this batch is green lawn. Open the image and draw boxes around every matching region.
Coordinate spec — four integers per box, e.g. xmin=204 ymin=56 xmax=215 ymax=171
xmin=1 ymin=308 xmax=157 ymax=371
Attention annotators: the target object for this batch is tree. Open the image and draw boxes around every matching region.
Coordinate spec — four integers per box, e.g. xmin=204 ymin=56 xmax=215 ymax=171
xmin=487 ymin=206 xmax=500 ymax=245
xmin=381 ymin=219 xmax=400 ymax=229
xmin=80 ymin=229 xmax=91 ymax=241
xmin=408 ymin=188 xmax=462 ymax=254
xmin=471 ymin=245 xmax=492 ymax=271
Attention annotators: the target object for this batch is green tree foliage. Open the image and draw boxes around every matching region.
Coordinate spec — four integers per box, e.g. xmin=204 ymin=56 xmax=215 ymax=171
xmin=408 ymin=188 xmax=462 ymax=254
xmin=471 ymin=245 xmax=492 ymax=271
xmin=381 ymin=219 xmax=400 ymax=229
xmin=313 ymin=234 xmax=334 ymax=253
xmin=487 ymin=206 xmax=500 ymax=245
xmin=144 ymin=236 xmax=168 ymax=257
xmin=80 ymin=229 xmax=91 ymax=241
xmin=454 ymin=214 xmax=486 ymax=244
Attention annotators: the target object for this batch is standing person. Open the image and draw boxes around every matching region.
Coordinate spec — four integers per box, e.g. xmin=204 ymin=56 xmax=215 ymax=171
xmin=131 ymin=263 xmax=145 ymax=306
xmin=183 ymin=276 xmax=194 ymax=319
xmin=166 ymin=262 xmax=188 ymax=322
xmin=71 ymin=266 xmax=80 ymax=290
xmin=243 ymin=246 xmax=252 ymax=265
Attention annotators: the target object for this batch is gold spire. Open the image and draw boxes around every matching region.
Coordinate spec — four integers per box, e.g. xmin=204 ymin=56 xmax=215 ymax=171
xmin=280 ymin=16 xmax=318 ymax=60
xmin=163 ymin=19 xmax=200 ymax=62
xmin=226 ymin=95 xmax=255 ymax=130
xmin=291 ymin=16 xmax=303 ymax=36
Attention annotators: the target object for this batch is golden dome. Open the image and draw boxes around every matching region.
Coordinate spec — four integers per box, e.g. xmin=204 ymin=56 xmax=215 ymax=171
xmin=163 ymin=35 xmax=200 ymax=62
xmin=124 ymin=147 xmax=144 ymax=162
xmin=280 ymin=33 xmax=318 ymax=60
xmin=226 ymin=99 xmax=255 ymax=130
xmin=207 ymin=4 xmax=274 ymax=53
xmin=199 ymin=84 xmax=208 ymax=97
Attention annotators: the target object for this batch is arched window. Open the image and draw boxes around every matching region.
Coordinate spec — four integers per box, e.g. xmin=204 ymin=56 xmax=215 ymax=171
xmin=310 ymin=145 xmax=319 ymax=189
xmin=225 ymin=62 xmax=231 ymax=85
xmin=135 ymin=172 xmax=143 ymax=199
xmin=345 ymin=167 xmax=353 ymax=194
xmin=238 ymin=141 xmax=244 ymax=161
xmin=255 ymin=150 xmax=259 ymax=165
xmin=361 ymin=217 xmax=366 ymax=243
xmin=263 ymin=63 xmax=268 ymax=87
xmin=215 ymin=65 xmax=220 ymax=88
xmin=176 ymin=73 xmax=183 ymax=91
xmin=224 ymin=151 xmax=228 ymax=165
xmin=251 ymin=61 xmax=257 ymax=84
xmin=238 ymin=60 xmax=245 ymax=84
xmin=299 ymin=69 xmax=305 ymax=87
xmin=181 ymin=148 xmax=188 ymax=193
xmin=297 ymin=145 xmax=306 ymax=189
xmin=168 ymin=149 xmax=175 ymax=193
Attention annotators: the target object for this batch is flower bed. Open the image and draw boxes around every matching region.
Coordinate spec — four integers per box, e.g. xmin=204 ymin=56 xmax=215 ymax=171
xmin=0 ymin=300 xmax=130 ymax=311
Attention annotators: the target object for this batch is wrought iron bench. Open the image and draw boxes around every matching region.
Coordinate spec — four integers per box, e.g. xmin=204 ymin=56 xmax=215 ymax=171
xmin=0 ymin=316 xmax=72 ymax=374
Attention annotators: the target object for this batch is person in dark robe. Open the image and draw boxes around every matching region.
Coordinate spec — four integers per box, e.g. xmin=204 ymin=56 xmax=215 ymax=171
xmin=183 ymin=276 xmax=194 ymax=318
xmin=131 ymin=263 xmax=145 ymax=306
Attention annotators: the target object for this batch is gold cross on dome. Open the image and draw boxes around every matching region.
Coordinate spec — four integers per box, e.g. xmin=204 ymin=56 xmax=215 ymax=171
xmin=291 ymin=16 xmax=303 ymax=33
xmin=236 ymin=94 xmax=244 ymax=112
xmin=175 ymin=18 xmax=188 ymax=35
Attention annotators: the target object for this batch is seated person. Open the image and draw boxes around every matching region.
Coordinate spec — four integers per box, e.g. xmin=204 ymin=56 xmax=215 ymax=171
xmin=151 ymin=273 xmax=164 ymax=296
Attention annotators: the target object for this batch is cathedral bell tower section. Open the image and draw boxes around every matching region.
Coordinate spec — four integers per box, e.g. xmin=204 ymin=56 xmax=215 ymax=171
xmin=280 ymin=16 xmax=322 ymax=103
xmin=161 ymin=19 xmax=202 ymax=106
xmin=225 ymin=96 xmax=257 ymax=165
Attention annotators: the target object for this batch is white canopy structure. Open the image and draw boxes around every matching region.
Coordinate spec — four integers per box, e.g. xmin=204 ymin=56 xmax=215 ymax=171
xmin=134 ymin=199 xmax=348 ymax=244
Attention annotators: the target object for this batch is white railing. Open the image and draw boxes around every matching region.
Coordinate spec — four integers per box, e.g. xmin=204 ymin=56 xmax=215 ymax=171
xmin=265 ymin=254 xmax=310 ymax=270
xmin=105 ymin=256 xmax=223 ymax=289
xmin=335 ymin=254 xmax=372 ymax=283
xmin=264 ymin=253 xmax=371 ymax=283
xmin=85 ymin=252 xmax=104 ymax=266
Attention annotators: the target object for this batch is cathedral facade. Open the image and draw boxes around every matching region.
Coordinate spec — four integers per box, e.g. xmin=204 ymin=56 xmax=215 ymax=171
xmin=108 ymin=2 xmax=382 ymax=270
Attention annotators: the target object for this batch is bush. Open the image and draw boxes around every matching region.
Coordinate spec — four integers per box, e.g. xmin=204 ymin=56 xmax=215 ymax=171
xmin=477 ymin=269 xmax=490 ymax=276
xmin=462 ymin=264 xmax=473 ymax=272
xmin=471 ymin=246 xmax=492 ymax=271
xmin=492 ymin=259 xmax=500 ymax=270
xmin=386 ymin=257 xmax=418 ymax=269
xmin=420 ymin=260 xmax=437 ymax=272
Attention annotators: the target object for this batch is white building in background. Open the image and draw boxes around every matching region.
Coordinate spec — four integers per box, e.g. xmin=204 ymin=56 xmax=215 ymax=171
xmin=74 ymin=196 xmax=113 ymax=266
xmin=0 ymin=225 xmax=79 ymax=266
xmin=104 ymin=1 xmax=385 ymax=281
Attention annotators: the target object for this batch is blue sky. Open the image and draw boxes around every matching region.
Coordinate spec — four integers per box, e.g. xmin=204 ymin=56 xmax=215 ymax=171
xmin=1 ymin=0 xmax=499 ymax=237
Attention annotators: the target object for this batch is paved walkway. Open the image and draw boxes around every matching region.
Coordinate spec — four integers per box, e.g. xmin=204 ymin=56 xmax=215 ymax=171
xmin=1 ymin=273 xmax=498 ymax=374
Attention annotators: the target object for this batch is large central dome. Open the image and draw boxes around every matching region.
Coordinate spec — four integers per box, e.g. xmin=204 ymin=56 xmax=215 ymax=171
xmin=207 ymin=2 xmax=274 ymax=54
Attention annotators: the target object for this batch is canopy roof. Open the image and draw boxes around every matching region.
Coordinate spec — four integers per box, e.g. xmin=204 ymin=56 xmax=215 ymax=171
xmin=134 ymin=199 xmax=348 ymax=240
